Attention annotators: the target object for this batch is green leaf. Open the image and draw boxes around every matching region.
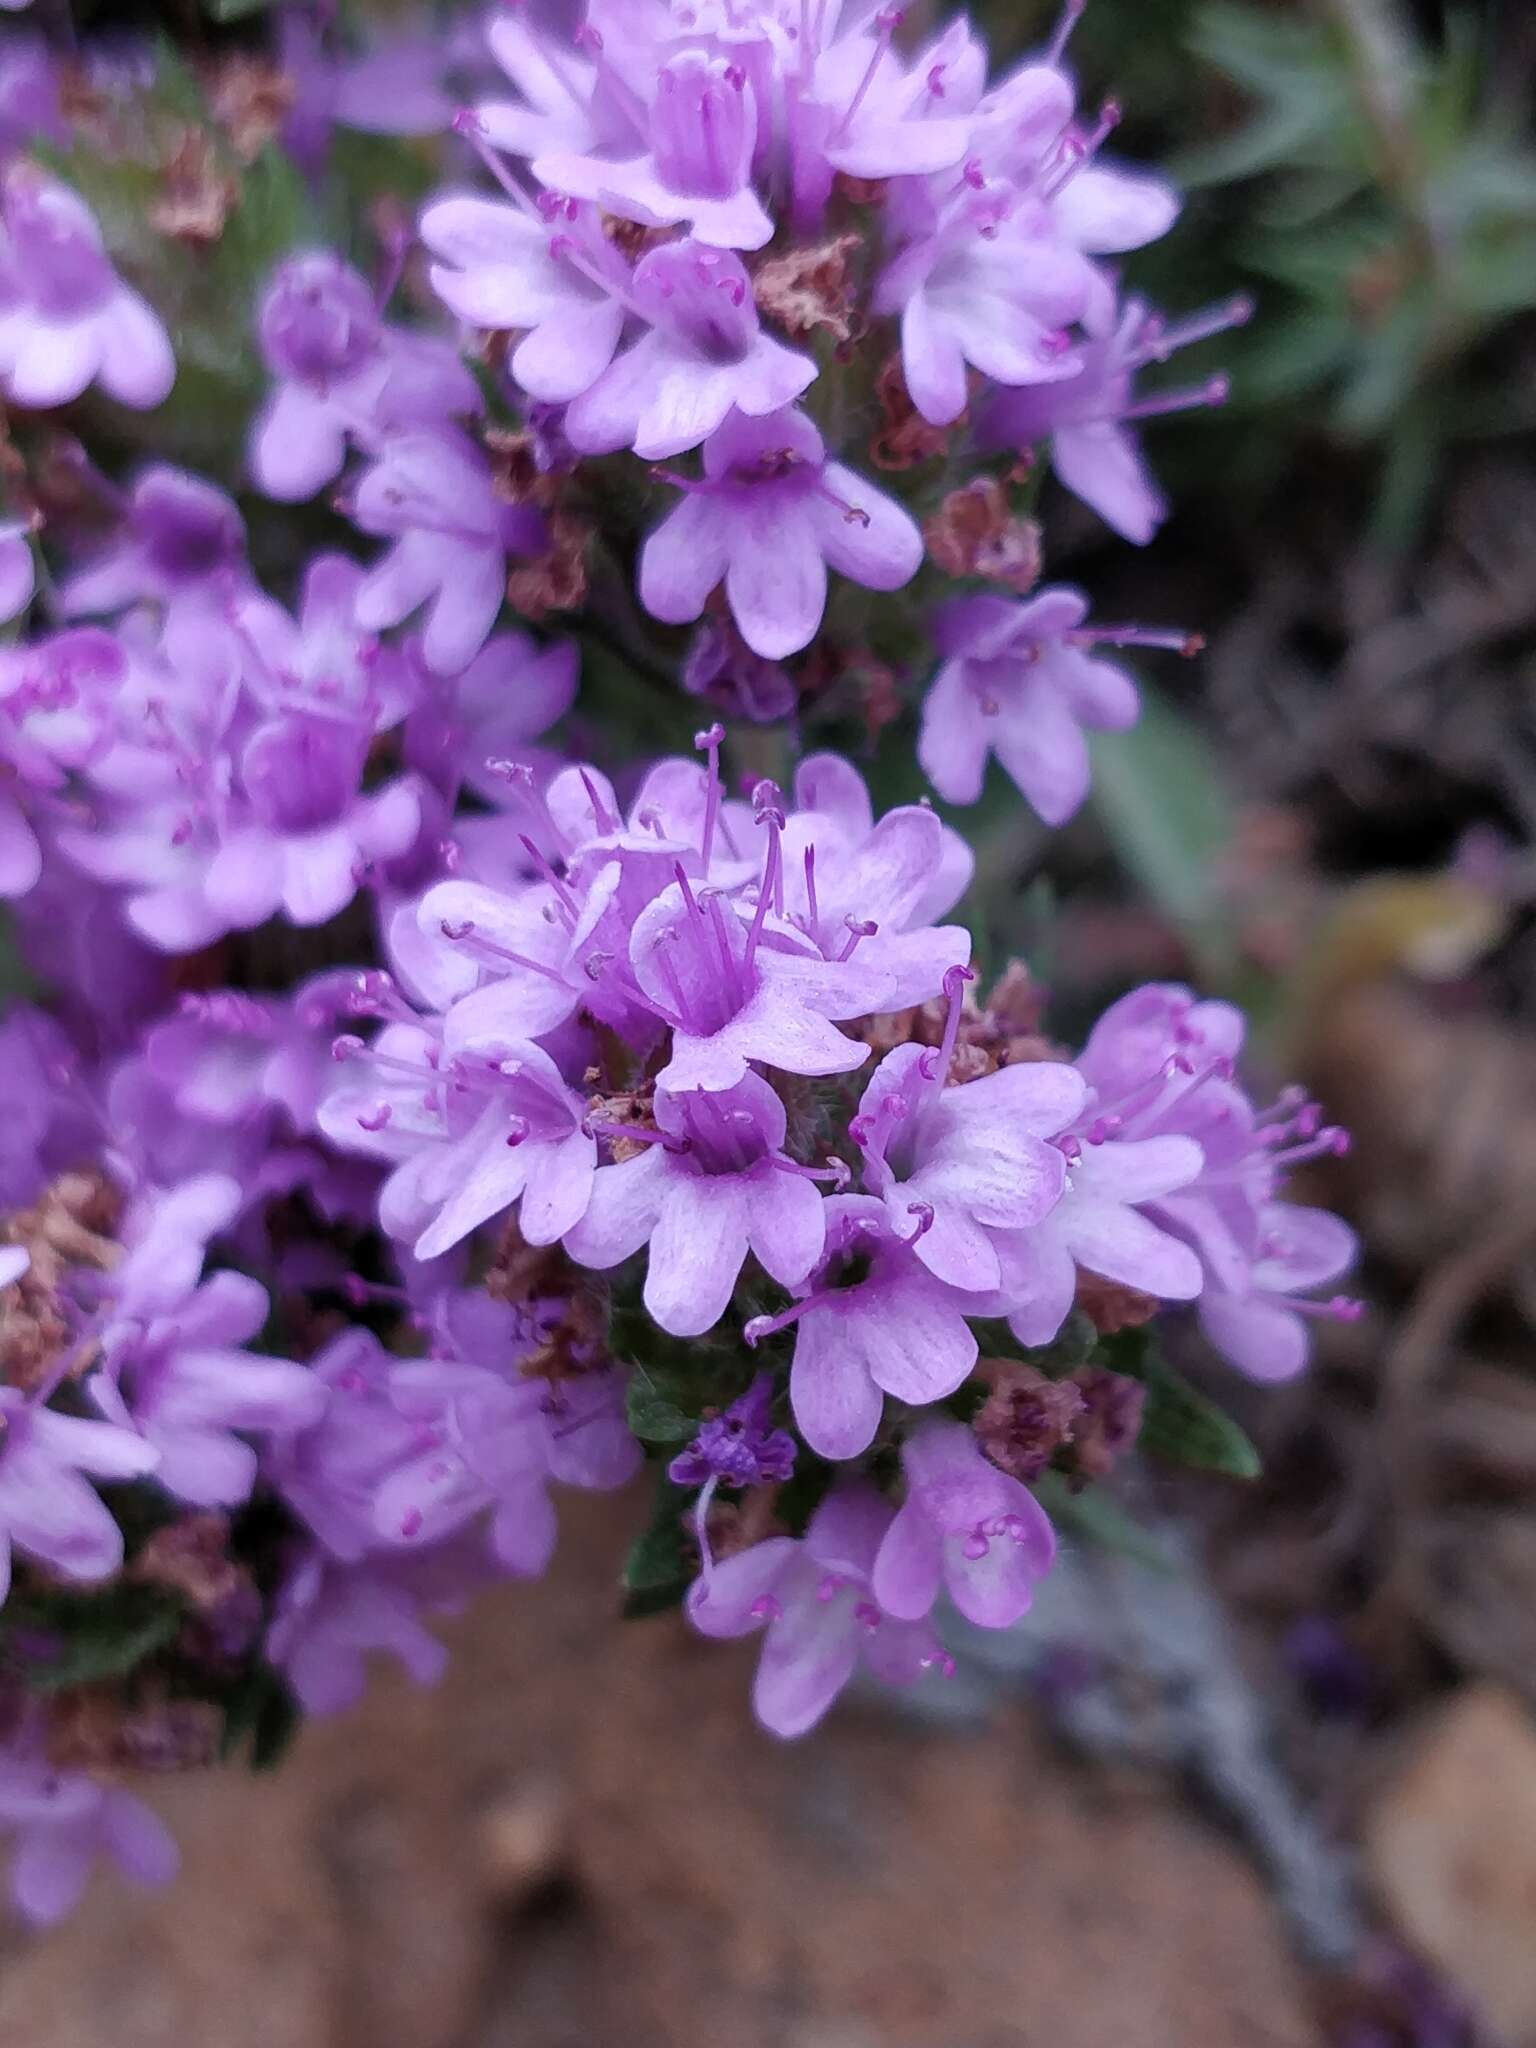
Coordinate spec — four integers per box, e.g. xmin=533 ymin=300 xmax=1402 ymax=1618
xmin=625 ymin=1374 xmax=699 ymax=1445
xmin=621 ymin=1475 xmax=695 ymax=1619
xmin=1089 ymin=680 xmax=1236 ymax=974
xmin=2 ymin=1584 xmax=183 ymax=1693
xmin=1097 ymin=1329 xmax=1261 ymax=1480
xmin=1139 ymin=1364 xmax=1263 ymax=1479
xmin=1033 ymin=1472 xmax=1174 ymax=1572
xmin=220 ymin=1663 xmax=302 ymax=1772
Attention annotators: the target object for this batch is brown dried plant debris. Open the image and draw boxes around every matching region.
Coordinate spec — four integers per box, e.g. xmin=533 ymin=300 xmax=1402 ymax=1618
xmin=870 ymin=356 xmax=955 ymax=470
xmin=924 ymin=476 xmax=1042 ymax=593
xmin=973 ymin=1360 xmax=1086 ymax=1483
xmin=2 ymin=1172 xmax=121 ymax=1393
xmin=1074 ymin=1270 xmax=1161 ymax=1336
xmin=129 ymin=1513 xmax=255 ymax=1620
xmin=151 ymin=127 xmax=238 ymax=247
xmin=752 ymin=234 xmax=863 ymax=347
xmin=506 ymin=510 xmax=591 ymax=621
xmin=207 ymin=56 xmax=296 ymax=164
xmin=46 ymin=1685 xmax=223 ymax=1776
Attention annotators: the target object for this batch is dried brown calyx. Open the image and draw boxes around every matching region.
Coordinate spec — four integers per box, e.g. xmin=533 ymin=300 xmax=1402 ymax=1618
xmin=1067 ymin=1365 xmax=1147 ymax=1484
xmin=484 ymin=1216 xmax=608 ymax=1380
xmin=151 ymin=126 xmax=238 ymax=247
xmin=924 ymin=476 xmax=1042 ymax=594
xmin=752 ymin=233 xmax=862 ymax=347
xmin=973 ymin=1361 xmax=1086 ymax=1482
xmin=1073 ymin=1268 xmax=1161 ymax=1336
xmin=506 ymin=509 xmax=591 ymax=621
xmin=46 ymin=1686 xmax=223 ymax=1775
xmin=207 ymin=54 xmax=296 ymax=164
xmin=870 ymin=357 xmax=954 ymax=470
xmin=972 ymin=1356 xmax=1147 ymax=1487
xmin=852 ymin=964 xmax=1058 ymax=1077
xmin=2 ymin=1172 xmax=121 ymax=1393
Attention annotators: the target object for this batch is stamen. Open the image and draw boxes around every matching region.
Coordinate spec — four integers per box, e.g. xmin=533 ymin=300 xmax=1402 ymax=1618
xmin=578 ymin=767 xmax=618 ymax=835
xmin=838 ymin=917 xmax=877 ymax=961
xmin=830 ymin=7 xmax=904 ymax=145
xmin=695 ymin=721 xmax=724 ymax=873
xmin=518 ymin=834 xmax=579 ymax=918
xmin=1068 ymin=625 xmax=1205 ymax=656
xmin=743 ymin=1296 xmax=819 ymax=1347
xmin=919 ymin=962 xmax=975 ymax=1085
xmin=438 ymin=918 xmax=572 ymax=990
xmin=1119 ymin=376 xmax=1230 ymax=422
xmin=1134 ymin=294 xmax=1254 ymax=366
xmin=1045 ymin=0 xmax=1086 ymax=67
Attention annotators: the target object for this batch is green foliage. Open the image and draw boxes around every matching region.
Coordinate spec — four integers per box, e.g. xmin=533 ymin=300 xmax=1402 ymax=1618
xmin=219 ymin=1662 xmax=303 ymax=1771
xmin=1099 ymin=1328 xmax=1262 ymax=1480
xmin=1178 ymin=0 xmax=1536 ymax=541
xmin=0 ymin=1582 xmax=184 ymax=1694
xmin=1089 ymin=680 xmax=1236 ymax=977
xmin=621 ymin=1471 xmax=697 ymax=1619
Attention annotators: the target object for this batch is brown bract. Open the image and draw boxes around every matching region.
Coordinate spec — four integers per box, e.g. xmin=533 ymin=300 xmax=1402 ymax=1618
xmin=923 ymin=476 xmax=1042 ymax=593
xmin=207 ymin=56 xmax=296 ymax=164
xmin=507 ymin=510 xmax=591 ymax=622
xmin=870 ymin=357 xmax=955 ymax=470
xmin=1074 ymin=1270 xmax=1161 ymax=1336
xmin=152 ymin=127 xmax=238 ymax=247
xmin=1 ymin=1171 xmax=121 ymax=1393
xmin=752 ymin=233 xmax=862 ymax=348
xmin=973 ymin=1359 xmax=1086 ymax=1483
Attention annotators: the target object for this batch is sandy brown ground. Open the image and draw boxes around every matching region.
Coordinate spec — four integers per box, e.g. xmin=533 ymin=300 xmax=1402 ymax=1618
xmin=0 ymin=1487 xmax=1316 ymax=2048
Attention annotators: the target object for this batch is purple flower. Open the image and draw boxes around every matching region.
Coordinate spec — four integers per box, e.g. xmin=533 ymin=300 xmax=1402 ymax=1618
xmin=668 ymin=1373 xmax=797 ymax=1490
xmin=875 ymin=181 xmax=1093 ymax=426
xmin=250 ymin=251 xmax=479 ymax=503
xmin=564 ymin=1072 xmax=828 ymax=1338
xmin=0 ymin=1389 xmax=158 ymax=1604
xmin=919 ymin=589 xmax=1147 ymax=825
xmin=991 ymin=1130 xmax=1206 ymax=1348
xmin=265 ymin=1544 xmax=453 ymax=1718
xmin=279 ymin=10 xmax=452 ymax=178
xmin=0 ymin=36 xmax=67 ymax=161
xmin=782 ymin=752 xmax=974 ymax=947
xmin=795 ymin=13 xmax=976 ymax=204
xmin=854 ymin=970 xmax=1084 ymax=1292
xmin=351 ymin=427 xmax=548 ymax=676
xmin=421 ymin=191 xmax=628 ymax=404
xmin=1199 ymin=1203 xmax=1360 ymax=1382
xmin=474 ymin=10 xmax=606 ymax=165
xmin=979 ymin=293 xmax=1250 ymax=545
xmin=201 ymin=560 xmax=424 ymax=930
xmin=873 ymin=1418 xmax=1055 ymax=1629
xmin=565 ymin=239 xmax=815 ymax=461
xmin=61 ymin=465 xmax=247 ymax=623
xmin=628 ymin=859 xmax=943 ymax=1097
xmin=0 ymin=1734 xmax=177 ymax=1926
xmin=686 ymin=1482 xmax=949 ymax=1739
xmin=1069 ymin=982 xmax=1361 ymax=1375
xmin=95 ymin=1270 xmax=325 ymax=1508
xmin=0 ymin=167 xmax=173 ymax=411
xmin=324 ymin=1026 xmax=594 ymax=1264
xmin=748 ymin=1195 xmax=981 ymax=1462
xmin=0 ymin=624 xmax=118 ymax=900
xmin=533 ymin=50 xmax=773 ymax=251
xmin=263 ymin=1326 xmax=423 ymax=1561
xmin=371 ymin=1300 xmax=637 ymax=1570
xmin=640 ymin=406 xmax=923 ymax=661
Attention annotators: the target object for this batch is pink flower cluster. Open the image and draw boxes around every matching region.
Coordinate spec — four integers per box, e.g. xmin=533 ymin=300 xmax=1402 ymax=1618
xmin=0 ymin=0 xmax=1353 ymax=1927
